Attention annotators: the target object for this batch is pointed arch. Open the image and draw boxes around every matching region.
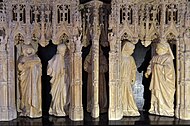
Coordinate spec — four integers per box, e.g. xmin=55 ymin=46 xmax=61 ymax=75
xmin=12 ymin=24 xmax=26 ymax=45
xmin=164 ymin=21 xmax=179 ymax=38
xmin=14 ymin=33 xmax=25 ymax=45
xmin=148 ymin=23 xmax=160 ymax=40
xmin=118 ymin=23 xmax=134 ymax=40
xmin=53 ymin=24 xmax=71 ymax=45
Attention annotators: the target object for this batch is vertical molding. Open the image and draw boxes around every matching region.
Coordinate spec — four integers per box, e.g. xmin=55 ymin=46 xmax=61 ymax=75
xmin=69 ymin=0 xmax=83 ymax=121
xmin=69 ymin=47 xmax=84 ymax=121
xmin=91 ymin=3 xmax=100 ymax=118
xmin=0 ymin=1 xmax=17 ymax=121
xmin=25 ymin=1 xmax=31 ymax=44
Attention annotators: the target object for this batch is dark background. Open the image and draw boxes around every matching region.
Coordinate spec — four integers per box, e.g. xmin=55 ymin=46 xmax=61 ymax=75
xmin=38 ymin=41 xmax=57 ymax=115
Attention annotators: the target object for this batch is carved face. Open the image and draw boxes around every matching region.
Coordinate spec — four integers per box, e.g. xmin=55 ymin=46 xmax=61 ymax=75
xmin=22 ymin=44 xmax=35 ymax=56
xmin=26 ymin=48 xmax=34 ymax=55
xmin=126 ymin=48 xmax=134 ymax=56
xmin=122 ymin=42 xmax=135 ymax=56
xmin=156 ymin=44 xmax=168 ymax=55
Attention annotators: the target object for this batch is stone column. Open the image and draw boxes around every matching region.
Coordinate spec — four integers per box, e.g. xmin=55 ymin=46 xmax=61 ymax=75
xmin=69 ymin=39 xmax=84 ymax=121
xmin=176 ymin=33 xmax=190 ymax=120
xmin=69 ymin=0 xmax=83 ymax=121
xmin=0 ymin=1 xmax=17 ymax=121
xmin=0 ymin=36 xmax=17 ymax=121
xmin=91 ymin=4 xmax=100 ymax=118
xmin=108 ymin=50 xmax=123 ymax=120
xmin=52 ymin=1 xmax=57 ymax=44
xmin=175 ymin=2 xmax=190 ymax=119
xmin=25 ymin=1 xmax=31 ymax=44
xmin=183 ymin=50 xmax=190 ymax=119
xmin=178 ymin=37 xmax=186 ymax=119
xmin=175 ymin=38 xmax=181 ymax=118
xmin=91 ymin=41 xmax=99 ymax=118
xmin=108 ymin=1 xmax=123 ymax=120
xmin=160 ymin=0 xmax=165 ymax=38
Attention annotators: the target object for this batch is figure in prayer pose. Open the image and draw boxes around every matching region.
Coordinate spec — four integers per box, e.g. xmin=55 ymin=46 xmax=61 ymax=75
xmin=47 ymin=43 xmax=70 ymax=116
xmin=145 ymin=41 xmax=175 ymax=116
xmin=18 ymin=44 xmax=42 ymax=118
xmin=121 ymin=42 xmax=140 ymax=116
xmin=84 ymin=47 xmax=108 ymax=113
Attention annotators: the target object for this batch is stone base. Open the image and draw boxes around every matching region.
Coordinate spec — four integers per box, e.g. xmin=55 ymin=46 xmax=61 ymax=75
xmin=108 ymin=108 xmax=123 ymax=120
xmin=69 ymin=107 xmax=83 ymax=121
xmin=176 ymin=108 xmax=190 ymax=120
xmin=0 ymin=107 xmax=17 ymax=121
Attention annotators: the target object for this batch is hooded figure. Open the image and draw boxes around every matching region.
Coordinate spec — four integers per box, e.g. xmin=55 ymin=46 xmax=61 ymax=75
xmin=121 ymin=42 xmax=140 ymax=116
xmin=47 ymin=43 xmax=70 ymax=116
xmin=18 ymin=44 xmax=42 ymax=118
xmin=145 ymin=41 xmax=175 ymax=116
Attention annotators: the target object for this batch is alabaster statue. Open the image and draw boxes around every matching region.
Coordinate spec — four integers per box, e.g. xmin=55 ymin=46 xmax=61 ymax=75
xmin=74 ymin=33 xmax=83 ymax=52
xmin=84 ymin=47 xmax=108 ymax=113
xmin=145 ymin=41 xmax=175 ymax=116
xmin=47 ymin=43 xmax=70 ymax=116
xmin=121 ymin=42 xmax=140 ymax=116
xmin=18 ymin=44 xmax=42 ymax=118
xmin=108 ymin=32 xmax=116 ymax=52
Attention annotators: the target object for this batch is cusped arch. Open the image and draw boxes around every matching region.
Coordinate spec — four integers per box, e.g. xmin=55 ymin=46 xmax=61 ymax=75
xmin=32 ymin=23 xmax=41 ymax=39
xmin=120 ymin=32 xmax=134 ymax=44
xmin=59 ymin=33 xmax=69 ymax=44
xmin=166 ymin=33 xmax=178 ymax=41
xmin=118 ymin=23 xmax=135 ymax=41
xmin=164 ymin=22 xmax=179 ymax=38
xmin=53 ymin=24 xmax=71 ymax=45
xmin=14 ymin=33 xmax=25 ymax=45
xmin=148 ymin=23 xmax=160 ymax=40
xmin=12 ymin=24 xmax=26 ymax=45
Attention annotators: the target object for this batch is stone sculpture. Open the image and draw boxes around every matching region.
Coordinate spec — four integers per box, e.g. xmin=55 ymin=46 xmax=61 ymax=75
xmin=47 ymin=43 xmax=70 ymax=116
xmin=145 ymin=41 xmax=175 ymax=116
xmin=84 ymin=47 xmax=108 ymax=113
xmin=18 ymin=44 xmax=42 ymax=118
xmin=0 ymin=0 xmax=190 ymax=121
xmin=121 ymin=42 xmax=140 ymax=116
